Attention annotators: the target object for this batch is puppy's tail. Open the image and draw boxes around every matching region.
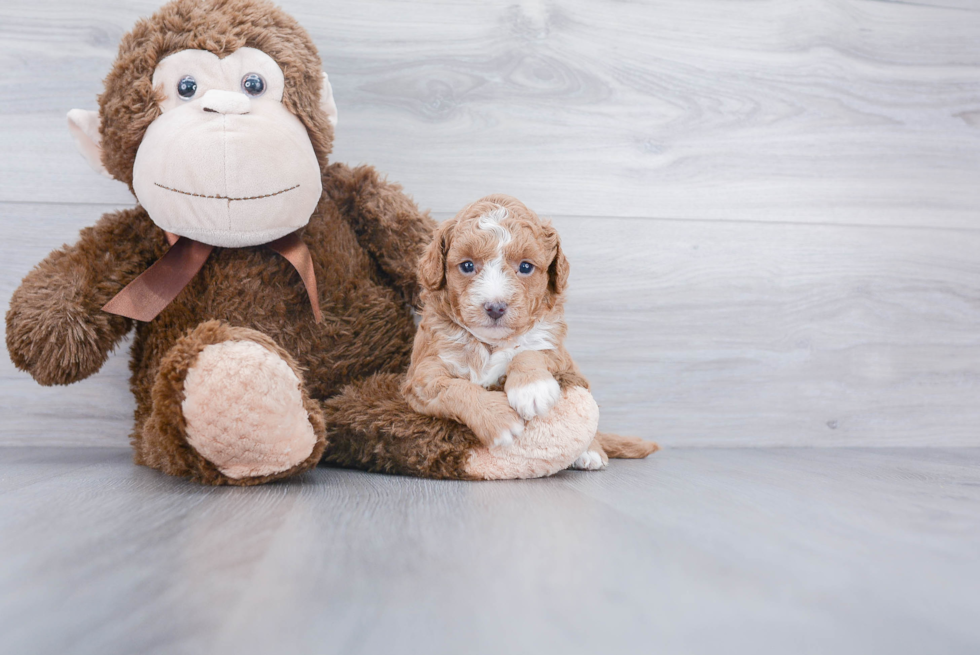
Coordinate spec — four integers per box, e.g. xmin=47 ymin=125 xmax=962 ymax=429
xmin=595 ymin=432 xmax=659 ymax=459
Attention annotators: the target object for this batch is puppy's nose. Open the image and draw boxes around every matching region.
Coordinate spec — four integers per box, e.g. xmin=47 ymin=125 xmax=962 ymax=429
xmin=484 ymin=302 xmax=508 ymax=320
xmin=200 ymin=89 xmax=250 ymax=115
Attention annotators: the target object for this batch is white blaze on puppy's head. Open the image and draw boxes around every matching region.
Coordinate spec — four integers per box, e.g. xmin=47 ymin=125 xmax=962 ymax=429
xmin=476 ymin=207 xmax=512 ymax=244
xmin=469 ymin=207 xmax=515 ymax=315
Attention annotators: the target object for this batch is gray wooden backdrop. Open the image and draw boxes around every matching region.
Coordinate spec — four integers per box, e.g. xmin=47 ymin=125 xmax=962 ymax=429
xmin=1 ymin=0 xmax=979 ymax=448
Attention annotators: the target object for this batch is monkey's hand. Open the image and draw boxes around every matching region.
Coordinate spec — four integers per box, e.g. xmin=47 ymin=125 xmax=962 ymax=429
xmin=326 ymin=163 xmax=437 ymax=307
xmin=5 ymin=208 xmax=161 ymax=386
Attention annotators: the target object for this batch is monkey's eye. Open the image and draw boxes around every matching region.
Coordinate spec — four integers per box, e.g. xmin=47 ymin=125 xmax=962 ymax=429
xmin=177 ymin=76 xmax=197 ymax=100
xmin=241 ymin=73 xmax=266 ymax=97
xmin=458 ymin=261 xmax=475 ymax=274
xmin=518 ymin=261 xmax=535 ymax=275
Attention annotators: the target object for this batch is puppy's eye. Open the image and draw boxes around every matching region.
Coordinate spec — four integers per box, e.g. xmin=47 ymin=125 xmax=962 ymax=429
xmin=518 ymin=261 xmax=535 ymax=275
xmin=177 ymin=76 xmax=198 ymax=100
xmin=458 ymin=261 xmax=475 ymax=274
xmin=241 ymin=73 xmax=266 ymax=97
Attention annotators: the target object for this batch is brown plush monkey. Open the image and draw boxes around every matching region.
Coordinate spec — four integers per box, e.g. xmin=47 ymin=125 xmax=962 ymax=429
xmin=6 ymin=0 xmax=613 ymax=484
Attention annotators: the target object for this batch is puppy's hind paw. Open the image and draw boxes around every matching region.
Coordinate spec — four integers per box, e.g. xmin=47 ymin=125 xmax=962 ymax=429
xmin=507 ymin=377 xmax=561 ymax=420
xmin=570 ymin=449 xmax=606 ymax=471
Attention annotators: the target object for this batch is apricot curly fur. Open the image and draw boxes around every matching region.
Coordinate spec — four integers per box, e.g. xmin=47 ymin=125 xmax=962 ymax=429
xmin=595 ymin=432 xmax=660 ymax=460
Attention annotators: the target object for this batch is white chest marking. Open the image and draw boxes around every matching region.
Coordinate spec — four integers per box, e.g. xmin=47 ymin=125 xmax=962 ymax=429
xmin=471 ymin=348 xmax=517 ymax=387
xmin=440 ymin=321 xmax=557 ymax=389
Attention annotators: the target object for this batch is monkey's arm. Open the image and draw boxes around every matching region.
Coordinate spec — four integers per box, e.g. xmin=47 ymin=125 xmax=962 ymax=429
xmin=325 ymin=163 xmax=437 ymax=306
xmin=5 ymin=207 xmax=163 ymax=386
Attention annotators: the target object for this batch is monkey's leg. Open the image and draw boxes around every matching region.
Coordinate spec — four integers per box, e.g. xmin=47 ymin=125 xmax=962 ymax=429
xmin=321 ymin=374 xmax=598 ymax=480
xmin=137 ymin=320 xmax=326 ymax=486
xmin=320 ymin=373 xmax=480 ymax=479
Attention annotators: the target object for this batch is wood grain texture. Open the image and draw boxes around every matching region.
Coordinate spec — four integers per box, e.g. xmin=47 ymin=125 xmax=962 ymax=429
xmin=560 ymin=216 xmax=980 ymax=446
xmin=0 ymin=0 xmax=979 ymax=225
xmin=0 ymin=447 xmax=977 ymax=654
xmin=3 ymin=202 xmax=978 ymax=447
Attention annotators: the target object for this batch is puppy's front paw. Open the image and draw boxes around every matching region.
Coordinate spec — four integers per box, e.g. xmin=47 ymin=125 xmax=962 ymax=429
xmin=570 ymin=449 xmax=607 ymax=471
xmin=507 ymin=377 xmax=561 ymax=420
xmin=468 ymin=392 xmax=525 ymax=448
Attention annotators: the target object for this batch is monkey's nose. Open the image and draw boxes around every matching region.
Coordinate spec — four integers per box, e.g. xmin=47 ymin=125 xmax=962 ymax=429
xmin=484 ymin=302 xmax=508 ymax=320
xmin=200 ymin=90 xmax=251 ymax=115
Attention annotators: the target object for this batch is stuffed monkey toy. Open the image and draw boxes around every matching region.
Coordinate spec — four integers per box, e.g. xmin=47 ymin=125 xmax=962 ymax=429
xmin=5 ymin=0 xmax=610 ymax=484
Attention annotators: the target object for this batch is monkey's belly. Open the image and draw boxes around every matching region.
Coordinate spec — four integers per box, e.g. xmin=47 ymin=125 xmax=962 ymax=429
xmin=131 ymin=275 xmax=416 ymax=412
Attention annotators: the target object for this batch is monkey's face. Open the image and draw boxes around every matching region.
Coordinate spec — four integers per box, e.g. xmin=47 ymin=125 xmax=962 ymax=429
xmin=131 ymin=48 xmax=324 ymax=247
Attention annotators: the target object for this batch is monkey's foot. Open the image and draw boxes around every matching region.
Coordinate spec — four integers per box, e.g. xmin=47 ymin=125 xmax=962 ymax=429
xmin=139 ymin=321 xmax=326 ymax=485
xmin=181 ymin=339 xmax=317 ymax=480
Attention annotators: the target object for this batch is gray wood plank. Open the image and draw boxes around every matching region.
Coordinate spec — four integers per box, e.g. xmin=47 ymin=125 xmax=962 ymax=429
xmin=560 ymin=216 xmax=980 ymax=447
xmin=0 ymin=0 xmax=979 ymax=226
xmin=0 ymin=203 xmax=136 ymax=447
xmin=0 ymin=445 xmax=126 ymax=494
xmin=2 ymin=202 xmax=979 ymax=447
xmin=0 ymin=447 xmax=976 ymax=655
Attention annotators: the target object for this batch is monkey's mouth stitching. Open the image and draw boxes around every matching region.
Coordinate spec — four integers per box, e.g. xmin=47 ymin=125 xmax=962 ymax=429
xmin=154 ymin=182 xmax=300 ymax=202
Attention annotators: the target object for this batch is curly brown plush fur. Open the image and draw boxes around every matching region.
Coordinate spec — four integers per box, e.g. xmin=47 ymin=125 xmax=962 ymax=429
xmin=5 ymin=0 xmax=490 ymax=485
xmin=322 ymin=373 xmax=484 ymax=480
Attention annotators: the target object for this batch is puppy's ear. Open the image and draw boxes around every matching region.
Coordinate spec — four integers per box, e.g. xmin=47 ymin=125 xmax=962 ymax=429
xmin=419 ymin=220 xmax=455 ymax=291
xmin=547 ymin=229 xmax=570 ymax=296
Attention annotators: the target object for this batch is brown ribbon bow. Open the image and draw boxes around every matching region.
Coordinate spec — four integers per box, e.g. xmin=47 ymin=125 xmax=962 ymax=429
xmin=102 ymin=230 xmax=322 ymax=323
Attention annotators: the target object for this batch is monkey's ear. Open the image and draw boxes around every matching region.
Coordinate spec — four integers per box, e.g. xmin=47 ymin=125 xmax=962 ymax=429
xmin=67 ymin=109 xmax=112 ymax=179
xmin=321 ymin=72 xmax=338 ymax=127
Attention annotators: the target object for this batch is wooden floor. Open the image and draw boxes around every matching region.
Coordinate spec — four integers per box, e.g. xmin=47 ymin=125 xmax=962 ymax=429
xmin=1 ymin=1 xmax=979 ymax=653
xmin=0 ymin=447 xmax=977 ymax=655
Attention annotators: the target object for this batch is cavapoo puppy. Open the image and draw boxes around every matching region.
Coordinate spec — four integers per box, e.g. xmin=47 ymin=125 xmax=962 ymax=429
xmin=403 ymin=194 xmax=658 ymax=469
